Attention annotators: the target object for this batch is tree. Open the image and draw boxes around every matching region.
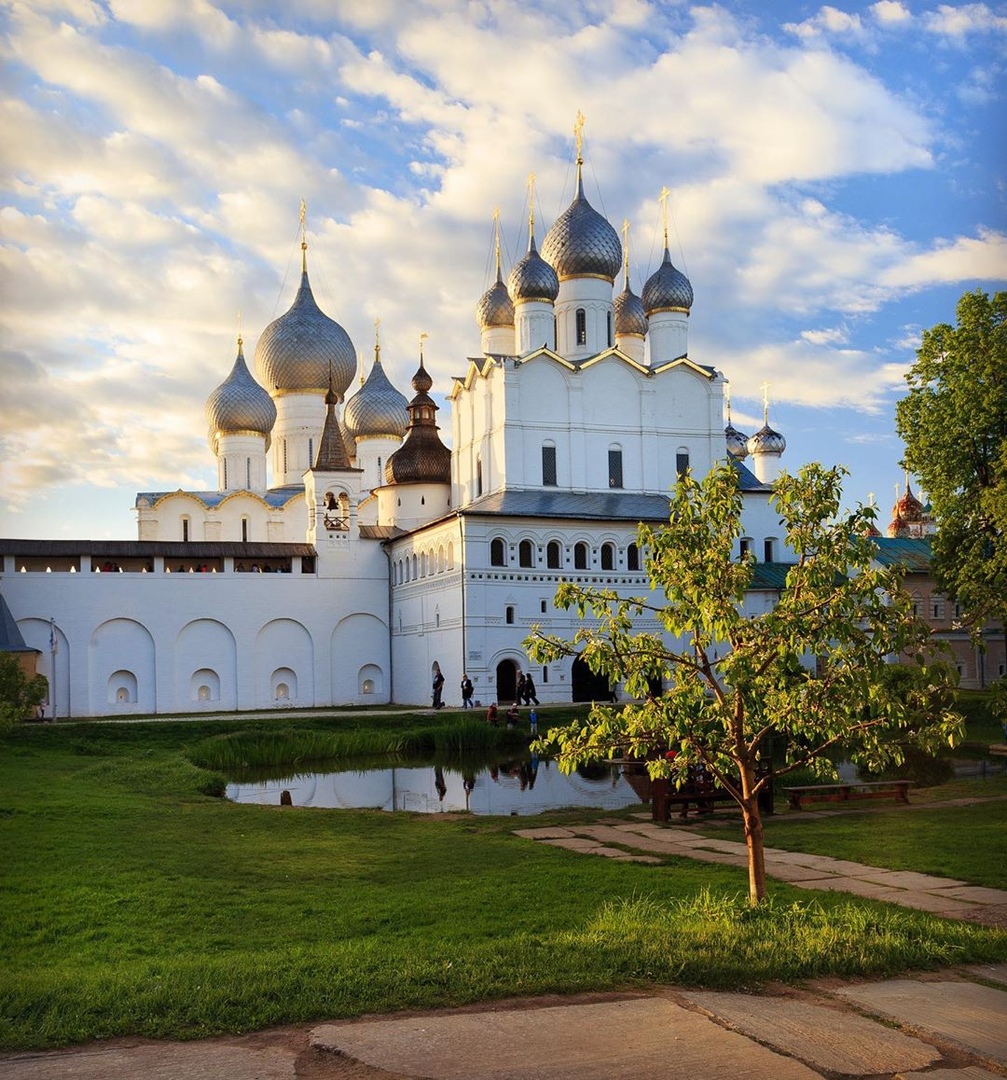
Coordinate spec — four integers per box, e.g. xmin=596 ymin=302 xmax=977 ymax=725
xmin=0 ymin=652 xmax=48 ymax=732
xmin=526 ymin=463 xmax=963 ymax=905
xmin=895 ymin=289 xmax=1007 ymax=629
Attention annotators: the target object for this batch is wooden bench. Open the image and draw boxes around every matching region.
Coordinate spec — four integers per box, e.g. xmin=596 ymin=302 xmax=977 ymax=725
xmin=784 ymin=780 xmax=914 ymax=811
xmin=651 ymin=777 xmax=736 ymax=821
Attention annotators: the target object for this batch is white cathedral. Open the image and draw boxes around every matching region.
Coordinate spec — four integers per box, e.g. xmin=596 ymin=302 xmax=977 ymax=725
xmin=1 ymin=148 xmax=792 ymax=718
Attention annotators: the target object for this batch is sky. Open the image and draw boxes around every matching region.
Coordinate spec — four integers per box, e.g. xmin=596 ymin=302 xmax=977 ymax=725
xmin=1 ymin=0 xmax=1005 ymax=541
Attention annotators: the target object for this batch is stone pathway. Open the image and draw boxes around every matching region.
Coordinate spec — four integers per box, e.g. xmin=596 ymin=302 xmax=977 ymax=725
xmin=513 ymin=819 xmax=1007 ymax=924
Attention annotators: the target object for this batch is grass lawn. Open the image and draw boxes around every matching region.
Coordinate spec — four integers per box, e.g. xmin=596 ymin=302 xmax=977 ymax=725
xmin=2 ymin=715 xmax=1005 ymax=1051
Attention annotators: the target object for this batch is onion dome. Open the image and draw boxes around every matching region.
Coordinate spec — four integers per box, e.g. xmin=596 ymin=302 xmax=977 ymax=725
xmin=725 ymin=422 xmax=749 ymax=460
xmin=475 ymin=272 xmax=514 ymax=329
xmin=894 ymin=476 xmax=924 ymax=523
xmin=541 ymin=165 xmax=622 ymax=282
xmin=509 ymin=231 xmax=559 ymax=303
xmin=642 ymin=246 xmax=694 ymax=315
xmin=747 ymin=423 xmax=786 ymax=456
xmin=614 ymin=284 xmax=648 ymax=337
xmin=254 ymin=246 xmax=356 ymax=397
xmin=383 ymin=353 xmax=451 ymax=485
xmin=206 ymin=338 xmax=276 ymax=449
xmin=343 ymin=344 xmax=409 ymax=442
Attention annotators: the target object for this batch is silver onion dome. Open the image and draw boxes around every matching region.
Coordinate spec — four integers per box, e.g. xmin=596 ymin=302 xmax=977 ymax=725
xmin=343 ymin=354 xmax=409 ymax=441
xmin=508 ymin=233 xmax=559 ymax=303
xmin=475 ymin=272 xmax=515 ymax=329
xmin=541 ymin=176 xmax=622 ymax=282
xmin=747 ymin=423 xmax=786 ymax=456
xmin=206 ymin=339 xmax=276 ymax=448
xmin=614 ymin=284 xmax=648 ymax=337
xmin=725 ymin=422 xmax=749 ymax=459
xmin=642 ymin=247 xmax=694 ymax=315
xmin=254 ymin=263 xmax=356 ymax=397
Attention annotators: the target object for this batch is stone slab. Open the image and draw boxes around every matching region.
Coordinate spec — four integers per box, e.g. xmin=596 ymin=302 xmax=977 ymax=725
xmin=836 ymin=980 xmax=1007 ymax=1064
xmin=538 ymin=838 xmax=604 ymax=853
xmin=933 ymin=886 xmax=1007 ymax=905
xmin=685 ymin=990 xmax=940 ymax=1075
xmin=764 ymin=862 xmax=848 ymax=883
xmin=312 ymin=997 xmax=823 ymax=1080
xmin=513 ymin=828 xmax=575 ymax=839
xmin=854 ymin=870 xmax=967 ymax=891
xmin=0 ymin=1035 xmax=298 ymax=1080
xmin=898 ymin=1069 xmax=1003 ymax=1080
xmin=966 ymin=962 xmax=1007 ymax=987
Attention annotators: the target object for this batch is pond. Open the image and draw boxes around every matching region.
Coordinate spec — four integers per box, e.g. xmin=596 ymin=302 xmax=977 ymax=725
xmin=226 ymin=756 xmax=651 ymax=816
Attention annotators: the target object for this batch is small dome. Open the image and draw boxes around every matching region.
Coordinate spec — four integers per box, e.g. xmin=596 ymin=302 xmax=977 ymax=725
xmin=508 ymin=233 xmax=559 ymax=303
xmin=747 ymin=423 xmax=786 ymax=456
xmin=254 ymin=262 xmax=356 ymax=397
xmin=541 ymin=176 xmax=622 ymax=282
xmin=725 ymin=422 xmax=749 ymax=460
xmin=383 ymin=358 xmax=451 ymax=485
xmin=343 ymin=354 xmax=409 ymax=441
xmin=894 ymin=481 xmax=924 ymax=523
xmin=642 ymin=247 xmax=694 ymax=315
xmin=614 ymin=284 xmax=648 ymax=337
xmin=475 ymin=273 xmax=514 ymax=329
xmin=206 ymin=339 xmax=276 ymax=447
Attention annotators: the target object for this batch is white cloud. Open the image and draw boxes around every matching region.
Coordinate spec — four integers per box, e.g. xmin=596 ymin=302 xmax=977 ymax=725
xmin=784 ymin=6 xmax=865 ymax=39
xmin=923 ymin=3 xmax=1007 ymax=37
xmin=801 ymin=326 xmax=850 ymax=345
xmin=871 ymin=1 xmax=913 ymax=26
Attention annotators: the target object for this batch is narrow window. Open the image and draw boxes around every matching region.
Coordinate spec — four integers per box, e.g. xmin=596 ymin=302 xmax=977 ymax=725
xmin=308 ymin=437 xmax=314 ymax=466
xmin=543 ymin=665 xmax=549 ymax=683
xmin=182 ymin=517 xmax=189 ymax=543
xmin=607 ymin=310 xmax=613 ymax=347
xmin=601 ymin=543 xmax=615 ymax=570
xmin=574 ymin=542 xmax=588 ymax=570
xmin=575 ymin=308 xmax=586 ymax=346
xmin=627 ymin=542 xmax=640 ymax=571
xmin=676 ymin=451 xmax=690 ymax=480
xmin=740 ymin=538 xmax=752 ymax=559
xmin=540 ymin=599 xmax=547 ymax=613
xmin=542 ymin=444 xmax=557 ymax=486
xmin=490 ymin=537 xmax=506 ymax=567
xmin=519 ymin=540 xmax=534 ymax=568
xmin=506 ymin=606 xmax=515 ymax=625
xmin=763 ymin=538 xmax=775 ymax=563
xmin=282 ymin=438 xmax=288 ymax=473
xmin=476 ymin=455 xmax=483 ymax=496
xmin=547 ymin=541 xmax=561 ymax=569
xmin=608 ymin=448 xmax=623 ymax=489
xmin=223 ymin=458 xmax=228 ymax=488
xmin=245 ymin=457 xmax=251 ymax=488
xmin=241 ymin=518 xmax=248 ymax=543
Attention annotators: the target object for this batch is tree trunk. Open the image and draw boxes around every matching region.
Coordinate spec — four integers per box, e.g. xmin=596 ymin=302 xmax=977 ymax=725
xmin=740 ymin=762 xmax=767 ymax=904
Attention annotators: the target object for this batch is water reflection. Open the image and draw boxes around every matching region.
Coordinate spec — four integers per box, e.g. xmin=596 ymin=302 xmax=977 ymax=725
xmin=226 ymin=756 xmax=648 ymax=816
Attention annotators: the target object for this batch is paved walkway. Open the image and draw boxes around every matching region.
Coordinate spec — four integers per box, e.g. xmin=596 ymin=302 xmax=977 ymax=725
xmin=513 ymin=817 xmax=1007 ymax=924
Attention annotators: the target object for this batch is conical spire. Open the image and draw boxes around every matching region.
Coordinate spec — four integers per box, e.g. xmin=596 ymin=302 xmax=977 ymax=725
xmin=313 ymin=360 xmax=353 ymax=471
xmin=383 ymin=334 xmax=451 ymax=485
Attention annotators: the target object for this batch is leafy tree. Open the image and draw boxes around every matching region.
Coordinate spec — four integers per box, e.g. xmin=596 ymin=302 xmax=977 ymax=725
xmin=526 ymin=463 xmax=962 ymax=905
xmin=0 ymin=652 xmax=48 ymax=731
xmin=895 ymin=289 xmax=1007 ymax=629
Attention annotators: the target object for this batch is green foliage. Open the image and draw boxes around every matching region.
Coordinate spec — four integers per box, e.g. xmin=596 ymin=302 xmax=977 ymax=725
xmin=0 ymin=653 xmax=47 ymax=732
xmin=895 ymin=289 xmax=1007 ymax=628
xmin=527 ymin=462 xmax=964 ymax=902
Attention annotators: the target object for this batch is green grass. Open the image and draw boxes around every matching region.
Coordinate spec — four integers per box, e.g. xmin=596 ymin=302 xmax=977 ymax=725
xmin=1 ymin=716 xmax=1005 ymax=1051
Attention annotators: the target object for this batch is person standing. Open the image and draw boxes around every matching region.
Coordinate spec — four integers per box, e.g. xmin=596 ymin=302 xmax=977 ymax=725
xmin=523 ymin=672 xmax=539 ymax=706
xmin=460 ymin=674 xmax=474 ymax=709
xmin=432 ymin=665 xmax=445 ymax=709
xmin=515 ymin=671 xmax=527 ymax=707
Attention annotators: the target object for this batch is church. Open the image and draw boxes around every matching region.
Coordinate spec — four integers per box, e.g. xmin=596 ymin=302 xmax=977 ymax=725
xmin=1 ymin=143 xmax=795 ymax=719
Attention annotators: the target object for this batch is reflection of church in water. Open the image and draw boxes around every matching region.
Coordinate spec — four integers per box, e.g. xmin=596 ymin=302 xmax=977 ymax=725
xmin=2 ymin=136 xmax=796 ymax=717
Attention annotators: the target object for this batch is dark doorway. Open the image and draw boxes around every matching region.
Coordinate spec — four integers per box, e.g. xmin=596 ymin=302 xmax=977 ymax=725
xmin=496 ymin=659 xmax=518 ymax=704
xmin=571 ymin=657 xmax=614 ymax=703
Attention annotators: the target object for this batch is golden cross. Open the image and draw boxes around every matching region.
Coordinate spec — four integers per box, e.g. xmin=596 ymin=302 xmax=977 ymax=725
xmin=659 ymin=186 xmax=671 ymax=247
xmin=527 ymin=172 xmax=536 ymax=232
xmin=868 ymin=491 xmax=875 ymax=507
xmin=419 ymin=331 xmax=428 ymax=361
xmin=621 ymin=218 xmax=631 ymax=282
xmin=761 ymin=381 xmax=770 ymax=424
xmin=574 ymin=111 xmax=585 ymax=162
xmin=493 ymin=207 xmax=501 ymax=273
xmin=299 ymin=199 xmax=308 ymax=271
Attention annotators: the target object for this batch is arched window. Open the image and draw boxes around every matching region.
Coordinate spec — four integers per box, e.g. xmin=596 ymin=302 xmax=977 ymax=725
xmin=438 ymin=546 xmax=445 ymax=572
xmin=541 ymin=443 xmax=557 ymax=486
xmin=476 ymin=455 xmax=483 ymax=496
xmin=608 ymin=446 xmax=623 ymax=489
xmin=546 ymin=540 xmax=562 ymax=569
xmin=519 ymin=540 xmax=534 ymax=568
xmin=607 ymin=310 xmax=613 ymax=347
xmin=412 ymin=554 xmax=418 ymax=579
xmin=763 ymin=537 xmax=777 ymax=563
xmin=181 ymin=516 xmax=190 ymax=543
xmin=575 ymin=307 xmax=587 ymax=345
xmin=739 ymin=538 xmax=753 ymax=559
xmin=627 ymin=542 xmax=640 ymax=572
xmin=574 ymin=542 xmax=589 ymax=570
xmin=506 ymin=606 xmax=515 ymax=624
xmin=241 ymin=517 xmax=249 ymax=543
xmin=490 ymin=537 xmax=506 ymax=567
xmin=676 ymin=448 xmax=690 ymax=481
xmin=601 ymin=542 xmax=615 ymax=570
xmin=447 ymin=542 xmax=454 ymax=569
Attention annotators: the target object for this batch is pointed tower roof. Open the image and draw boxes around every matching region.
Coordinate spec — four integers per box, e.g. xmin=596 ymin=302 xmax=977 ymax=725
xmin=343 ymin=321 xmax=409 ymax=441
xmin=383 ymin=338 xmax=451 ymax=485
xmin=614 ymin=219 xmax=648 ymax=337
xmin=508 ymin=177 xmax=559 ymax=303
xmin=476 ymin=211 xmax=515 ymax=329
xmin=642 ymin=187 xmax=693 ymax=315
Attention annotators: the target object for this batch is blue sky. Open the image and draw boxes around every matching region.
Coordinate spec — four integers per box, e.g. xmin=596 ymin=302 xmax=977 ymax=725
xmin=1 ymin=0 xmax=1005 ymax=539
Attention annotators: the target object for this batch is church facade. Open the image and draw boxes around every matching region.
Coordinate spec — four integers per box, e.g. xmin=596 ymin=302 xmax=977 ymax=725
xmin=1 ymin=153 xmax=795 ymax=718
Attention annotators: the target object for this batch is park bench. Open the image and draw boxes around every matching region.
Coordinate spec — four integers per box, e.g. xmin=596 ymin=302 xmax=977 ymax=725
xmin=783 ymin=780 xmax=914 ymax=811
xmin=650 ymin=776 xmax=736 ymax=821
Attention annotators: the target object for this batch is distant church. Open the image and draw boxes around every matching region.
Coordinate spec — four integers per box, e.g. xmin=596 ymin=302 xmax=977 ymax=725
xmin=2 ymin=137 xmax=798 ymax=718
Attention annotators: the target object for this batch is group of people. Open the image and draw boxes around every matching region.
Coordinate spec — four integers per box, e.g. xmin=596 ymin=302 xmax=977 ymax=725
xmin=432 ymin=669 xmax=539 ymax=711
